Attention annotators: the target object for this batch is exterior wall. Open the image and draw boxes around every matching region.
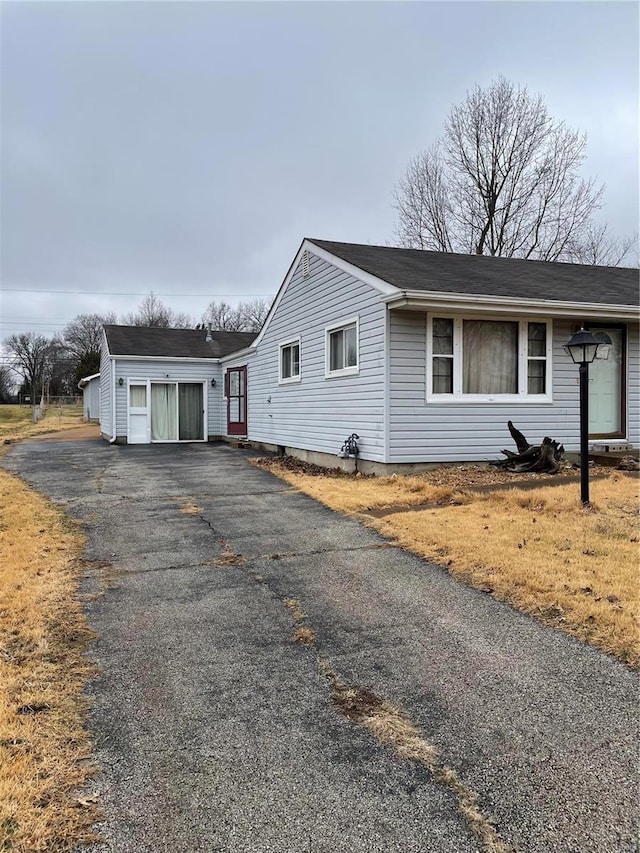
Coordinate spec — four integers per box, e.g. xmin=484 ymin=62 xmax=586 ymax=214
xmin=111 ymin=358 xmax=222 ymax=441
xmin=82 ymin=377 xmax=101 ymax=422
xmin=99 ymin=335 xmax=113 ymax=439
xmin=628 ymin=324 xmax=639 ymax=447
xmin=237 ymin=253 xmax=387 ymax=462
xmin=387 ymin=311 xmax=636 ymax=464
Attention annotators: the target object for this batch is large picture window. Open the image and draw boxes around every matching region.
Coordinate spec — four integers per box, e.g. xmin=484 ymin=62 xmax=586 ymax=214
xmin=279 ymin=338 xmax=300 ymax=383
xmin=427 ymin=316 xmax=551 ymax=401
xmin=326 ymin=319 xmax=359 ymax=376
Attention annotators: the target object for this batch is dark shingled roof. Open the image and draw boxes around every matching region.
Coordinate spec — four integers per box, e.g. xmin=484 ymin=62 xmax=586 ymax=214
xmin=104 ymin=326 xmax=257 ymax=358
xmin=308 ymin=239 xmax=640 ymax=307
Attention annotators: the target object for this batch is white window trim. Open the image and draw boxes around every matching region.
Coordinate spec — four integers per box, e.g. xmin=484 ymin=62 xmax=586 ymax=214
xmin=278 ymin=337 xmax=301 ymax=385
xmin=325 ymin=317 xmax=360 ymax=378
xmin=425 ymin=314 xmax=553 ymax=403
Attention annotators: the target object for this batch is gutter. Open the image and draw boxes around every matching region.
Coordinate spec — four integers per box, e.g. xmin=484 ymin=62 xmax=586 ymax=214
xmin=383 ymin=291 xmax=638 ymax=320
xmin=110 ymin=356 xmax=117 ymax=443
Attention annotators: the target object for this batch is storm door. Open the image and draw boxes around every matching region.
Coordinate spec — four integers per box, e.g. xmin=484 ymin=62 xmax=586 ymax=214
xmin=589 ymin=326 xmax=625 ymax=438
xmin=128 ymin=382 xmax=150 ymax=444
xmin=226 ymin=367 xmax=247 ymax=436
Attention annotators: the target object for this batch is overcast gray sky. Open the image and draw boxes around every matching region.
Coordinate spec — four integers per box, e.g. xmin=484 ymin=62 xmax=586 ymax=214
xmin=1 ymin=1 xmax=638 ymax=340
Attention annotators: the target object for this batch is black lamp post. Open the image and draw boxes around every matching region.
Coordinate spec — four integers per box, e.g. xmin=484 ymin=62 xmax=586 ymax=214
xmin=563 ymin=327 xmax=611 ymax=504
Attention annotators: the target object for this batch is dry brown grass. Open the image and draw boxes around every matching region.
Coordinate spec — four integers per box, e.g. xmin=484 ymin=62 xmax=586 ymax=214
xmin=0 ymin=410 xmax=98 ymax=851
xmin=292 ymin=625 xmax=316 ymax=645
xmin=260 ymin=460 xmax=640 ymax=667
xmin=255 ymin=462 xmax=463 ymax=512
xmin=178 ymin=497 xmax=202 ymax=514
xmin=331 ymin=681 xmax=511 ymax=852
xmin=0 ymin=469 xmax=97 ymax=851
xmin=0 ymin=405 xmax=84 ymax=445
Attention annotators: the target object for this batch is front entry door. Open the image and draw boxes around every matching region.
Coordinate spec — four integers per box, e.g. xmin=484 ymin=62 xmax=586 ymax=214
xmin=226 ymin=366 xmax=247 ymax=436
xmin=589 ymin=327 xmax=624 ymax=438
xmin=128 ymin=382 xmax=150 ymax=444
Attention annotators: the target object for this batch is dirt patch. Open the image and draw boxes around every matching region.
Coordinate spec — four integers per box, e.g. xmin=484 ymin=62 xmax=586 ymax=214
xmin=22 ymin=424 xmax=101 ymax=443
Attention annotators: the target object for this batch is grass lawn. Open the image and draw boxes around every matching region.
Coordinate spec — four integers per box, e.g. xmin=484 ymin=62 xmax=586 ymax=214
xmin=0 ymin=408 xmax=97 ymax=852
xmin=254 ymin=458 xmax=640 ymax=668
xmin=0 ymin=404 xmax=85 ymax=444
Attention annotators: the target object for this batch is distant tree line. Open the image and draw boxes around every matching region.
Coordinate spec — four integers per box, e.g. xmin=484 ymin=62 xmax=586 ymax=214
xmin=1 ymin=292 xmax=271 ymax=404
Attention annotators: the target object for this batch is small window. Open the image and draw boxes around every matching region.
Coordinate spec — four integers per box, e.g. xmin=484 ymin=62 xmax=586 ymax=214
xmin=326 ymin=320 xmax=359 ymax=376
xmin=527 ymin=323 xmax=547 ymax=395
xmin=129 ymin=384 xmax=147 ymax=407
xmin=279 ymin=339 xmax=300 ymax=383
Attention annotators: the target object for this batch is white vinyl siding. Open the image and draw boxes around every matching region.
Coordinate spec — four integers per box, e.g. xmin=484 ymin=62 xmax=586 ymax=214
xmin=112 ymin=358 xmax=221 ymax=441
xmin=99 ymin=330 xmax=113 ymax=438
xmin=627 ymin=324 xmax=639 ymax=447
xmin=390 ymin=311 xmax=593 ymax=463
xmin=239 ymin=253 xmax=386 ymax=462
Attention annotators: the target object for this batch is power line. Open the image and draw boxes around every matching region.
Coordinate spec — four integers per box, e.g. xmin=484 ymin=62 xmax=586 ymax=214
xmin=2 ymin=288 xmax=266 ymax=297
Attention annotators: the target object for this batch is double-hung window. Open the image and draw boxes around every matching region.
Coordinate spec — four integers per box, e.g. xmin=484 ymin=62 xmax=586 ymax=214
xmin=427 ymin=315 xmax=552 ymax=401
xmin=279 ymin=338 xmax=301 ymax=383
xmin=326 ymin=319 xmax=359 ymax=377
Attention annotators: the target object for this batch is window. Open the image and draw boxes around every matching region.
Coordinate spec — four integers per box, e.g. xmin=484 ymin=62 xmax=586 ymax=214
xmin=427 ymin=316 xmax=551 ymax=401
xmin=326 ymin=319 xmax=359 ymax=376
xmin=279 ymin=339 xmax=301 ymax=383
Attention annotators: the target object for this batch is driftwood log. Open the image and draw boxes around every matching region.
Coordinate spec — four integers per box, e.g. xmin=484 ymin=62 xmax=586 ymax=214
xmin=491 ymin=421 xmax=565 ymax=474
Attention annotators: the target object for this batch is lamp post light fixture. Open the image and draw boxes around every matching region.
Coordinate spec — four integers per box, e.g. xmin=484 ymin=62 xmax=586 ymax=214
xmin=563 ymin=327 xmax=612 ymax=504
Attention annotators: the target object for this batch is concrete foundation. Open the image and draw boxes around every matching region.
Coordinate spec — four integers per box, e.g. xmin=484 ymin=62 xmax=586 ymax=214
xmin=241 ymin=441 xmax=487 ymax=476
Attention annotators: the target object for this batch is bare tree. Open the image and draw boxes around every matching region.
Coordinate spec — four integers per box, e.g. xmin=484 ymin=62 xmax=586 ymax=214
xmin=202 ymin=298 xmax=270 ymax=332
xmin=393 ymin=77 xmax=635 ymax=265
xmin=565 ymin=223 xmax=637 ymax=266
xmin=122 ymin=292 xmax=193 ymax=328
xmin=4 ymin=332 xmax=53 ymax=401
xmin=0 ymin=366 xmax=14 ymax=403
xmin=63 ymin=312 xmax=116 ymax=359
xmin=236 ymin=298 xmax=270 ymax=332
xmin=201 ymin=301 xmax=241 ymax=331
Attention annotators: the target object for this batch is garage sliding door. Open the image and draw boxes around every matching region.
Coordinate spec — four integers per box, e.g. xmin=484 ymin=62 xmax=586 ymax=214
xmin=150 ymin=382 xmax=204 ymax=441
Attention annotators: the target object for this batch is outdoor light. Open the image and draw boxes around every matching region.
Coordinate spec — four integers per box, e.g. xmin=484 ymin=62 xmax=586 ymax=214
xmin=563 ymin=327 xmax=600 ymax=364
xmin=211 ymin=378 xmax=216 ymax=388
xmin=563 ymin=327 xmax=611 ymax=504
xmin=118 ymin=377 xmax=124 ymax=386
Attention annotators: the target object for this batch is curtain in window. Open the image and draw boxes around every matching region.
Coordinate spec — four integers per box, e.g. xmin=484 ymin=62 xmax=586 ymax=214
xmin=330 ymin=332 xmax=344 ymax=371
xmin=151 ymin=383 xmax=177 ymax=440
xmin=463 ymin=321 xmax=518 ymax=394
xmin=129 ymin=385 xmax=147 ymax=407
xmin=345 ymin=326 xmax=357 ymax=367
xmin=179 ymin=383 xmax=203 ymax=440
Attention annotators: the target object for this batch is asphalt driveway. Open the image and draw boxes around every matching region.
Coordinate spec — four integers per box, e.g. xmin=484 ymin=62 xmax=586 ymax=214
xmin=4 ymin=439 xmax=638 ymax=853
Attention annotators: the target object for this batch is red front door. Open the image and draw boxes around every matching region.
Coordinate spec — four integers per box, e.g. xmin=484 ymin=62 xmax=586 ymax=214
xmin=226 ymin=366 xmax=247 ymax=436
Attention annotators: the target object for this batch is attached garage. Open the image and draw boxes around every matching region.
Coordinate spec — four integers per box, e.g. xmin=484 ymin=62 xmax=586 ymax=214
xmin=99 ymin=325 xmax=256 ymax=444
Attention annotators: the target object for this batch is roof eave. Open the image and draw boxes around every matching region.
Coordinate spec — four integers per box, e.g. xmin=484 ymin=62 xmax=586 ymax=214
xmin=384 ymin=290 xmax=639 ymax=320
xmin=220 ymin=345 xmax=257 ymax=363
xmin=109 ymin=354 xmax=221 ymax=362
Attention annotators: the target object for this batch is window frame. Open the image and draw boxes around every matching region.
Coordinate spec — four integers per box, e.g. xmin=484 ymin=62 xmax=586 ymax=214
xmin=278 ymin=337 xmax=301 ymax=385
xmin=325 ymin=317 xmax=360 ymax=378
xmin=425 ymin=314 xmax=553 ymax=403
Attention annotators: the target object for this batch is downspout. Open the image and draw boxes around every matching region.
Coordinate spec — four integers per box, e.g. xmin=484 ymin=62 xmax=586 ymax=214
xmin=110 ymin=357 xmax=117 ymax=443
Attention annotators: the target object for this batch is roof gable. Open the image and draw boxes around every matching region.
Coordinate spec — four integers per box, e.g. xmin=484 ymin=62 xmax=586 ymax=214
xmin=308 ymin=239 xmax=639 ymax=307
xmin=104 ymin=326 xmax=256 ymax=359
